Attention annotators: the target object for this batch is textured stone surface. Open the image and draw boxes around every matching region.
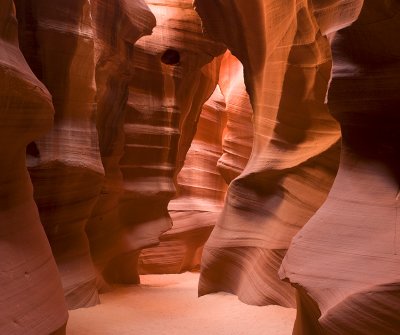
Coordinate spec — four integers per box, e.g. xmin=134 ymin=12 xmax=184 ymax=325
xmin=0 ymin=1 xmax=68 ymax=333
xmin=217 ymin=51 xmax=253 ymax=184
xmin=102 ymin=0 xmax=225 ymax=283
xmin=139 ymin=86 xmax=227 ymax=274
xmin=194 ymin=0 xmax=341 ymax=307
xmin=2 ymin=0 xmax=399 ymax=333
xmin=86 ymin=0 xmax=156 ymax=287
xmin=15 ymin=0 xmax=104 ymax=309
xmin=280 ymin=1 xmax=400 ymax=334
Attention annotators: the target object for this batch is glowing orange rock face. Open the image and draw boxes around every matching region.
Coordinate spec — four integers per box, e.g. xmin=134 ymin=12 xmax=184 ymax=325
xmin=217 ymin=51 xmax=253 ymax=184
xmin=194 ymin=0 xmax=341 ymax=307
xmin=2 ymin=0 xmax=399 ymax=333
xmin=280 ymin=1 xmax=400 ymax=334
xmin=137 ymin=50 xmax=256 ymax=275
xmin=0 ymin=1 xmax=67 ymax=333
xmin=101 ymin=0 xmax=225 ymax=283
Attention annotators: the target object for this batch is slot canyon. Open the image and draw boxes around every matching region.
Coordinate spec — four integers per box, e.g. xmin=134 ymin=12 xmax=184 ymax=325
xmin=0 ymin=0 xmax=399 ymax=334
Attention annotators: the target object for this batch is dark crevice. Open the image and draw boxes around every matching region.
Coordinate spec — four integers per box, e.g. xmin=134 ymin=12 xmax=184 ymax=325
xmin=161 ymin=49 xmax=180 ymax=65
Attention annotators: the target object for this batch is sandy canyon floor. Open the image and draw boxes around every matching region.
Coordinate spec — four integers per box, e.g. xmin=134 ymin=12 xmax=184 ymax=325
xmin=67 ymin=272 xmax=296 ymax=335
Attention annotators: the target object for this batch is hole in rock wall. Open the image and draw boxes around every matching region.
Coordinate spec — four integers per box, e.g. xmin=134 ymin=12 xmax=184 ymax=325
xmin=26 ymin=141 xmax=40 ymax=158
xmin=161 ymin=49 xmax=181 ymax=65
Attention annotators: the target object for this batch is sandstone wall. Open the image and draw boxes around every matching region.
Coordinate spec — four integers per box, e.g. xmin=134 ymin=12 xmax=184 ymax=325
xmin=280 ymin=1 xmax=400 ymax=333
xmin=194 ymin=0 xmax=341 ymax=307
xmin=0 ymin=1 xmax=68 ymax=333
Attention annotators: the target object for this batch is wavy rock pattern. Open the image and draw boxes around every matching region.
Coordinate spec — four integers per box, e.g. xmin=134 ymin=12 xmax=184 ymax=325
xmin=15 ymin=0 xmax=104 ymax=309
xmin=2 ymin=0 xmax=398 ymax=333
xmin=102 ymin=0 xmax=225 ymax=283
xmin=86 ymin=0 xmax=156 ymax=286
xmin=194 ymin=0 xmax=341 ymax=307
xmin=139 ymin=86 xmax=227 ymax=274
xmin=0 ymin=1 xmax=68 ymax=333
xmin=138 ymin=51 xmax=255 ymax=275
xmin=280 ymin=1 xmax=400 ymax=333
xmin=217 ymin=51 xmax=253 ymax=184
xmin=138 ymin=51 xmax=254 ymax=275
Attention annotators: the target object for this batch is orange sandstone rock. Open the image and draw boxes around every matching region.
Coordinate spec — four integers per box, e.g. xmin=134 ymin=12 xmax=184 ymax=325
xmin=194 ymin=0 xmax=341 ymax=307
xmin=102 ymin=0 xmax=225 ymax=283
xmin=139 ymin=85 xmax=227 ymax=274
xmin=86 ymin=0 xmax=156 ymax=287
xmin=0 ymin=1 xmax=68 ymax=333
xmin=280 ymin=1 xmax=400 ymax=333
xmin=217 ymin=51 xmax=253 ymax=184
xmin=15 ymin=0 xmax=104 ymax=309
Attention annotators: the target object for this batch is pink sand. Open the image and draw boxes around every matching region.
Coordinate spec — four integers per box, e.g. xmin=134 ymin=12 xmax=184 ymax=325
xmin=67 ymin=272 xmax=296 ymax=335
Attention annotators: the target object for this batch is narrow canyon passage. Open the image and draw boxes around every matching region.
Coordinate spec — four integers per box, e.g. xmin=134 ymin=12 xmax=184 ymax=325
xmin=1 ymin=1 xmax=399 ymax=334
xmin=67 ymin=273 xmax=296 ymax=335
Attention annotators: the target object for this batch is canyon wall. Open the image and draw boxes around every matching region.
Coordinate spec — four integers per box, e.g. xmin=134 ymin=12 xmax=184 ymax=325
xmin=194 ymin=0 xmax=341 ymax=307
xmin=0 ymin=0 xmax=68 ymax=333
xmin=139 ymin=85 xmax=227 ymax=274
xmin=280 ymin=0 xmax=400 ymax=334
xmin=101 ymin=0 xmax=225 ymax=284
xmin=86 ymin=0 xmax=156 ymax=288
xmin=138 ymin=50 xmax=255 ymax=275
xmin=217 ymin=51 xmax=253 ymax=184
xmin=1 ymin=0 xmax=399 ymax=334
xmin=15 ymin=0 xmax=105 ymax=308
xmin=8 ymin=0 xmax=225 ymax=305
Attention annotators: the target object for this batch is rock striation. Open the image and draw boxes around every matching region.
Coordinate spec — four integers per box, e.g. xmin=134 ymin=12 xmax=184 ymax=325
xmin=86 ymin=0 xmax=156 ymax=288
xmin=280 ymin=1 xmax=400 ymax=334
xmin=2 ymin=0 xmax=399 ymax=333
xmin=0 ymin=0 xmax=68 ymax=333
xmin=15 ymin=0 xmax=105 ymax=309
xmin=194 ymin=0 xmax=341 ymax=307
xmin=139 ymin=85 xmax=227 ymax=274
xmin=102 ymin=0 xmax=225 ymax=283
xmin=217 ymin=51 xmax=253 ymax=184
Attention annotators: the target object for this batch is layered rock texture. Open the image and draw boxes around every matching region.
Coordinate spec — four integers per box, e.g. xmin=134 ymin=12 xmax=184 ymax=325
xmin=139 ymin=86 xmax=227 ymax=274
xmin=86 ymin=0 xmax=156 ymax=286
xmin=102 ymin=0 xmax=225 ymax=283
xmin=15 ymin=0 xmax=105 ymax=309
xmin=217 ymin=51 xmax=253 ymax=184
xmin=280 ymin=1 xmax=400 ymax=334
xmin=1 ymin=0 xmax=399 ymax=334
xmin=3 ymin=0 xmax=225 ymax=312
xmin=194 ymin=0 xmax=341 ymax=307
xmin=0 ymin=1 xmax=68 ymax=333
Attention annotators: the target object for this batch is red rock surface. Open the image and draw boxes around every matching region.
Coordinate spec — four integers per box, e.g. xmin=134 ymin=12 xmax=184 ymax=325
xmin=194 ymin=0 xmax=341 ymax=307
xmin=86 ymin=0 xmax=156 ymax=287
xmin=15 ymin=0 xmax=105 ymax=309
xmin=102 ymin=0 xmax=225 ymax=283
xmin=1 ymin=0 xmax=399 ymax=333
xmin=138 ymin=51 xmax=256 ymax=275
xmin=217 ymin=51 xmax=253 ymax=184
xmin=0 ymin=1 xmax=68 ymax=333
xmin=280 ymin=1 xmax=400 ymax=334
xmin=139 ymin=85 xmax=227 ymax=274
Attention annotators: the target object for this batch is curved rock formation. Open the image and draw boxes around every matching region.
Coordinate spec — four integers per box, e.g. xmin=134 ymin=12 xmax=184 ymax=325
xmin=194 ymin=0 xmax=341 ymax=307
xmin=102 ymin=0 xmax=226 ymax=283
xmin=217 ymin=51 xmax=253 ymax=184
xmin=139 ymin=85 xmax=227 ymax=274
xmin=15 ymin=0 xmax=104 ymax=309
xmin=0 ymin=1 xmax=68 ymax=333
xmin=86 ymin=0 xmax=156 ymax=287
xmin=280 ymin=1 xmax=400 ymax=333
